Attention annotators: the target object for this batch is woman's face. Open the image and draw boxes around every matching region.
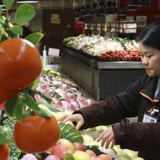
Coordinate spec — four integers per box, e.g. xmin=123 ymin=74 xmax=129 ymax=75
xmin=139 ymin=42 xmax=160 ymax=77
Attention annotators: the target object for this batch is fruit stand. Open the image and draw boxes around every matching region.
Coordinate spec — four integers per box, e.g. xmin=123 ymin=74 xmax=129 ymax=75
xmin=61 ymin=46 xmax=145 ymax=100
xmin=15 ymin=68 xmax=144 ymax=160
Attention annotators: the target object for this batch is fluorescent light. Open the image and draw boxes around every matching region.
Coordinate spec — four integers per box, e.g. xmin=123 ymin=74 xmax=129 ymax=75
xmin=17 ymin=0 xmax=38 ymax=3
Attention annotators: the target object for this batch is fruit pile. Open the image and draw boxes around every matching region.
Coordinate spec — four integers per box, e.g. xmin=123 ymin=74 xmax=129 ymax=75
xmin=100 ymin=50 xmax=141 ymax=61
xmin=45 ymin=138 xmax=113 ymax=160
xmin=35 ymin=69 xmax=95 ymax=111
xmin=63 ymin=35 xmax=141 ymax=61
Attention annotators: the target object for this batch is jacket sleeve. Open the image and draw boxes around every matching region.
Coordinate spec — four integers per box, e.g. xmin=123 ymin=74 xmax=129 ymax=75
xmin=112 ymin=119 xmax=160 ymax=152
xmin=73 ymin=74 xmax=150 ymax=130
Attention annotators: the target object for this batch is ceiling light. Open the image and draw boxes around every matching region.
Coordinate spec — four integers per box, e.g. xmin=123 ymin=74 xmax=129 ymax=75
xmin=17 ymin=0 xmax=38 ymax=4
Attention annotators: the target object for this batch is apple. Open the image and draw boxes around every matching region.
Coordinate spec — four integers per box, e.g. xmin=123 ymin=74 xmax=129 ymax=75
xmin=86 ymin=149 xmax=97 ymax=157
xmin=57 ymin=138 xmax=74 ymax=153
xmin=45 ymin=155 xmax=61 ymax=160
xmin=73 ymin=142 xmax=86 ymax=151
xmin=113 ymin=145 xmax=123 ymax=155
xmin=82 ymin=134 xmax=94 ymax=145
xmin=118 ymin=154 xmax=131 ymax=160
xmin=91 ymin=157 xmax=102 ymax=160
xmin=95 ymin=126 xmax=104 ymax=133
xmin=123 ymin=149 xmax=138 ymax=159
xmin=53 ymin=144 xmax=67 ymax=159
xmin=99 ymin=148 xmax=117 ymax=159
xmin=73 ymin=151 xmax=91 ymax=160
xmin=98 ymin=154 xmax=112 ymax=160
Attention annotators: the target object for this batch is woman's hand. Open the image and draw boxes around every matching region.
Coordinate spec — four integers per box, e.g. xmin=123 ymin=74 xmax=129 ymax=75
xmin=59 ymin=113 xmax=84 ymax=130
xmin=97 ymin=126 xmax=115 ymax=148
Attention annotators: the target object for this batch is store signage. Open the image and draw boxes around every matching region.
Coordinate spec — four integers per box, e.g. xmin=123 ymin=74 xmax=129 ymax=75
xmin=50 ymin=14 xmax=61 ymax=24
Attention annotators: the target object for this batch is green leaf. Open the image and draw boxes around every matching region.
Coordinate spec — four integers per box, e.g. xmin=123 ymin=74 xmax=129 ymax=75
xmin=39 ymin=101 xmax=61 ymax=112
xmin=3 ymin=0 xmax=14 ymax=10
xmin=9 ymin=25 xmax=23 ymax=35
xmin=25 ymin=32 xmax=44 ymax=46
xmin=5 ymin=96 xmax=19 ymax=118
xmin=31 ymin=90 xmax=52 ymax=103
xmin=31 ymin=78 xmax=40 ymax=89
xmin=26 ymin=93 xmax=40 ymax=112
xmin=59 ymin=123 xmax=84 ymax=144
xmin=65 ymin=153 xmax=75 ymax=160
xmin=35 ymin=106 xmax=53 ymax=118
xmin=0 ymin=33 xmax=8 ymax=43
xmin=0 ymin=16 xmax=7 ymax=29
xmin=14 ymin=98 xmax=25 ymax=122
xmin=0 ymin=126 xmax=9 ymax=134
xmin=2 ymin=115 xmax=21 ymax=158
xmin=0 ymin=133 xmax=9 ymax=144
xmin=0 ymin=5 xmax=2 ymax=16
xmin=15 ymin=4 xmax=36 ymax=26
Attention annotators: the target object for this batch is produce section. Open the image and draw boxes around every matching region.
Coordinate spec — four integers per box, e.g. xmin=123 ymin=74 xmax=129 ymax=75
xmin=63 ymin=35 xmax=141 ymax=61
xmin=16 ymin=68 xmax=145 ymax=160
xmin=61 ymin=44 xmax=145 ymax=100
xmin=1 ymin=66 xmax=145 ymax=160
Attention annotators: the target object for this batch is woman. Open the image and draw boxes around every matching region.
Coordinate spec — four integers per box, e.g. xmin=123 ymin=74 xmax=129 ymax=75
xmin=60 ymin=21 xmax=160 ymax=160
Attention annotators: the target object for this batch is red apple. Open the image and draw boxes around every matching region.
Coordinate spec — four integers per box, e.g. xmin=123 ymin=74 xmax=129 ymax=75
xmin=57 ymin=139 xmax=74 ymax=153
xmin=45 ymin=155 xmax=61 ymax=160
xmin=86 ymin=149 xmax=97 ymax=157
xmin=98 ymin=154 xmax=112 ymax=160
xmin=91 ymin=157 xmax=102 ymax=160
xmin=53 ymin=144 xmax=67 ymax=159
xmin=73 ymin=142 xmax=86 ymax=151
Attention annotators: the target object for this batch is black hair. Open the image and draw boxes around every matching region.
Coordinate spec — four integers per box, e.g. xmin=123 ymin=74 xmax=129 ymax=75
xmin=137 ymin=21 xmax=160 ymax=51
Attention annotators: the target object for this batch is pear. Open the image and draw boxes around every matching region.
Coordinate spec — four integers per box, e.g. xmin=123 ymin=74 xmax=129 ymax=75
xmin=118 ymin=153 xmax=132 ymax=160
xmin=123 ymin=149 xmax=138 ymax=159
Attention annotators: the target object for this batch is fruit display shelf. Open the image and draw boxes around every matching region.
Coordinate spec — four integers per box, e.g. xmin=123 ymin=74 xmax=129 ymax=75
xmin=18 ymin=69 xmax=145 ymax=160
xmin=61 ymin=46 xmax=145 ymax=100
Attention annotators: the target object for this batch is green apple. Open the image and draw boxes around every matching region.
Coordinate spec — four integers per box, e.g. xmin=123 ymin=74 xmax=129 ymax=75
xmin=123 ymin=149 xmax=138 ymax=159
xmin=113 ymin=145 xmax=123 ymax=155
xmin=101 ymin=126 xmax=109 ymax=131
xmin=82 ymin=134 xmax=94 ymax=145
xmin=73 ymin=151 xmax=91 ymax=160
xmin=118 ymin=153 xmax=132 ymax=160
xmin=95 ymin=126 xmax=104 ymax=133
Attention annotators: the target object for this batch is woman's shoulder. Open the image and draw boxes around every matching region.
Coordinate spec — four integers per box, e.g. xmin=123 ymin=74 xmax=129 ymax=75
xmin=140 ymin=74 xmax=157 ymax=84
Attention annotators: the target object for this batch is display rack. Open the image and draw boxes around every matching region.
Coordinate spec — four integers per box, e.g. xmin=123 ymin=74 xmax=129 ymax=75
xmin=61 ymin=46 xmax=145 ymax=100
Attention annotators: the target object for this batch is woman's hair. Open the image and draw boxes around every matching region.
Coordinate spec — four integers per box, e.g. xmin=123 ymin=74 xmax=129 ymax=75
xmin=137 ymin=21 xmax=160 ymax=50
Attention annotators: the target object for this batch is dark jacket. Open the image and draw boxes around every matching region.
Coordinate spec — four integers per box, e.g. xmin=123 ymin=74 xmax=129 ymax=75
xmin=74 ymin=74 xmax=160 ymax=160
